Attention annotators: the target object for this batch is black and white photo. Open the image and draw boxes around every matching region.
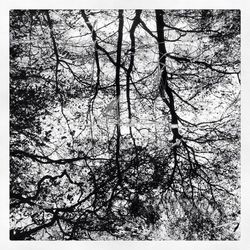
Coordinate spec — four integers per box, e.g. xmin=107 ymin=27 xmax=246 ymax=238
xmin=9 ymin=9 xmax=241 ymax=240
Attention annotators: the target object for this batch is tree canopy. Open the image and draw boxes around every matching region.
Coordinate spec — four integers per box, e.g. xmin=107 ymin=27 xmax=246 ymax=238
xmin=10 ymin=9 xmax=240 ymax=240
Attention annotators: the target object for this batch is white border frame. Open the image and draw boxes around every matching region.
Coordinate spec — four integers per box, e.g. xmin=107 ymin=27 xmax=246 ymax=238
xmin=1 ymin=1 xmax=249 ymax=249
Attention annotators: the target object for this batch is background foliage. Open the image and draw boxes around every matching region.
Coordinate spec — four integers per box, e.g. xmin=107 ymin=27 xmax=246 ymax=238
xmin=10 ymin=9 xmax=240 ymax=240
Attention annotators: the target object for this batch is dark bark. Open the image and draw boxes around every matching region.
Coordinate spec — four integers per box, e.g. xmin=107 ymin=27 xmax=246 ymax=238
xmin=115 ymin=10 xmax=124 ymax=99
xmin=115 ymin=10 xmax=124 ymax=184
xmin=126 ymin=10 xmax=142 ymax=121
xmin=81 ymin=10 xmax=101 ymax=101
xmin=126 ymin=10 xmax=142 ymax=147
xmin=155 ymin=10 xmax=181 ymax=141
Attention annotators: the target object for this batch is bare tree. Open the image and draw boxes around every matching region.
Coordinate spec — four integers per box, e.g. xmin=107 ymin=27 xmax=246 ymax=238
xmin=10 ymin=9 xmax=240 ymax=240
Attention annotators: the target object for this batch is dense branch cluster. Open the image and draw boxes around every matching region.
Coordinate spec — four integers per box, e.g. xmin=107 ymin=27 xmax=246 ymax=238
xmin=10 ymin=9 xmax=240 ymax=240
